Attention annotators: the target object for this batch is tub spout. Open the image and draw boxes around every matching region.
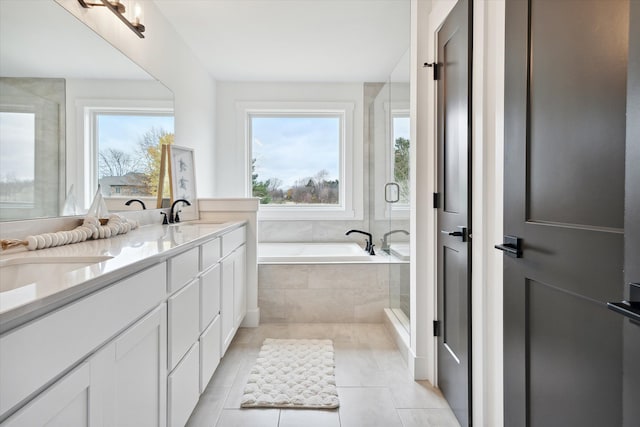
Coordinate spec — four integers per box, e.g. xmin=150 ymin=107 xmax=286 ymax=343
xmin=381 ymin=229 xmax=409 ymax=252
xmin=345 ymin=229 xmax=375 ymax=255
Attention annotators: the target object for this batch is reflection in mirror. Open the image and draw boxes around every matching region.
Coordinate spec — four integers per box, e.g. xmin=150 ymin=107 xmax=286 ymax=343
xmin=0 ymin=0 xmax=174 ymax=221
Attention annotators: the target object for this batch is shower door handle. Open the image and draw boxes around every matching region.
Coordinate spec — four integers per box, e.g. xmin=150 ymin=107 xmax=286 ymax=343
xmin=385 ymin=183 xmax=400 ymax=203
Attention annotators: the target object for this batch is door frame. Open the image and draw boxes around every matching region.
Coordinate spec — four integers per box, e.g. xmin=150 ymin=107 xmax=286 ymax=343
xmin=411 ymin=0 xmax=506 ymax=425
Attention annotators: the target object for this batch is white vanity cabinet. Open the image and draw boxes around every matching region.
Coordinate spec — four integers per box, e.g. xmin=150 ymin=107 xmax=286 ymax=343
xmin=220 ymin=226 xmax=247 ymax=355
xmin=0 ymin=222 xmax=250 ymax=427
xmin=0 ymin=263 xmax=167 ymax=426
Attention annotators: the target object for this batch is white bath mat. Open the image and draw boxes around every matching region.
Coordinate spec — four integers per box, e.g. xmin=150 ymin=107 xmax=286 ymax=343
xmin=240 ymin=338 xmax=339 ymax=409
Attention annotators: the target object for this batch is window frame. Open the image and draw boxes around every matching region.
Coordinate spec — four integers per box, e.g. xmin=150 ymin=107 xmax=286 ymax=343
xmin=76 ymin=99 xmax=174 ymax=209
xmin=238 ymin=101 xmax=362 ymax=220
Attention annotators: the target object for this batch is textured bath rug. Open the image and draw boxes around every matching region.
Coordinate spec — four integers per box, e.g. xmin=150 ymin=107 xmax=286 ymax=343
xmin=240 ymin=338 xmax=339 ymax=409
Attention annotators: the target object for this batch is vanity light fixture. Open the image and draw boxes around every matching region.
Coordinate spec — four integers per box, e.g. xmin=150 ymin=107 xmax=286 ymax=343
xmin=78 ymin=0 xmax=146 ymax=38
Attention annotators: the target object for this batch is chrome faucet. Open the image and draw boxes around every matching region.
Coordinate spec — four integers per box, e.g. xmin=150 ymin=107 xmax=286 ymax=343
xmin=345 ymin=229 xmax=375 ymax=255
xmin=125 ymin=199 xmax=146 ymax=209
xmin=169 ymin=199 xmax=191 ymax=223
xmin=381 ymin=229 xmax=409 ymax=252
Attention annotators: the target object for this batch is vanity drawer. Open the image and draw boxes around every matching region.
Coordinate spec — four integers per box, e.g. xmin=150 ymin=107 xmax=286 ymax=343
xmin=200 ymin=238 xmax=221 ymax=271
xmin=168 ymin=342 xmax=200 ymax=427
xmin=199 ymin=316 xmax=221 ymax=393
xmin=167 ymin=279 xmax=200 ymax=371
xmin=221 ymin=226 xmax=246 ymax=258
xmin=0 ymin=263 xmax=166 ymax=417
xmin=200 ymin=263 xmax=221 ymax=332
xmin=168 ymin=247 xmax=199 ymax=294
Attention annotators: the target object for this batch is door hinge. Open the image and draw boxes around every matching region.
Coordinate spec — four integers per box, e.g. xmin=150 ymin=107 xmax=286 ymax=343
xmin=423 ymin=62 xmax=440 ymax=80
xmin=433 ymin=192 xmax=440 ymax=209
xmin=433 ymin=320 xmax=441 ymax=337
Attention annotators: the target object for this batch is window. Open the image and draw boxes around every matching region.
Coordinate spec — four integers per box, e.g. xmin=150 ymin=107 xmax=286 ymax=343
xmin=391 ymin=113 xmax=410 ymax=205
xmin=78 ymin=100 xmax=174 ymax=208
xmin=251 ymin=114 xmax=341 ymax=205
xmin=241 ymin=102 xmax=360 ymax=220
xmin=95 ymin=112 xmax=174 ymax=198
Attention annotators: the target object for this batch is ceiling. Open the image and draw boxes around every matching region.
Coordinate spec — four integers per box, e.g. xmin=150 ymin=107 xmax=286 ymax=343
xmin=153 ymin=0 xmax=411 ymax=82
xmin=0 ymin=0 xmax=151 ymax=80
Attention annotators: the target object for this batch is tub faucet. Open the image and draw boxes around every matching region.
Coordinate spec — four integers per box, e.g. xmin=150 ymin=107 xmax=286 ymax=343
xmin=345 ymin=229 xmax=375 ymax=255
xmin=381 ymin=229 xmax=409 ymax=252
xmin=125 ymin=199 xmax=146 ymax=209
xmin=170 ymin=199 xmax=191 ymax=223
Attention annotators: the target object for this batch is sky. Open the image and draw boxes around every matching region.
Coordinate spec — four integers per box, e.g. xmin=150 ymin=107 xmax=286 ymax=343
xmin=394 ymin=116 xmax=410 ymax=141
xmin=251 ymin=116 xmax=340 ymax=188
xmin=98 ymin=114 xmax=175 ymax=155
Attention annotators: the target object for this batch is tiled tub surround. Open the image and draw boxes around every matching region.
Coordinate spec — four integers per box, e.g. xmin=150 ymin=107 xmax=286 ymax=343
xmin=258 ymin=248 xmax=407 ymax=323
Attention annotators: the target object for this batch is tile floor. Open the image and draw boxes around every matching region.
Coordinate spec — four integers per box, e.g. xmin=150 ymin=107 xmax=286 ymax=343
xmin=186 ymin=323 xmax=460 ymax=427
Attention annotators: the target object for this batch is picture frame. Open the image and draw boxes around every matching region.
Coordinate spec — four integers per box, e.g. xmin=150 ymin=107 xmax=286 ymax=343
xmin=167 ymin=145 xmax=198 ymax=220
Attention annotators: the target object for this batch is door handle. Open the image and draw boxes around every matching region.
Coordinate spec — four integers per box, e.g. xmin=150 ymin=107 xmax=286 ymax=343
xmin=385 ymin=183 xmax=400 ymax=203
xmin=607 ymin=283 xmax=640 ymax=325
xmin=495 ymin=235 xmax=522 ymax=258
xmin=440 ymin=226 xmax=468 ymax=242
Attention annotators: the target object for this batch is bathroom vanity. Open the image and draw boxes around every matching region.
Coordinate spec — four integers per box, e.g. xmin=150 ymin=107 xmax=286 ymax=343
xmin=0 ymin=221 xmax=248 ymax=427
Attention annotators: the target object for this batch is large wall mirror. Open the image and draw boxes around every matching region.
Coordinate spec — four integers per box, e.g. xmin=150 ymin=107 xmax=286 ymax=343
xmin=0 ymin=0 xmax=174 ymax=222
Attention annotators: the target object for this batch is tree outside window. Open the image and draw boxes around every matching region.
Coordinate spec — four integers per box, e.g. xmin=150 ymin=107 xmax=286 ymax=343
xmin=96 ymin=114 xmax=174 ymax=198
xmin=250 ymin=115 xmax=342 ymax=205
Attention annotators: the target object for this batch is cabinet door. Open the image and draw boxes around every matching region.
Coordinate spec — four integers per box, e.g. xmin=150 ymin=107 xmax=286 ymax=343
xmin=220 ymin=253 xmax=235 ymax=356
xmin=92 ymin=304 xmax=167 ymax=427
xmin=2 ymin=362 xmax=94 ymax=427
xmin=233 ymin=245 xmax=246 ymax=327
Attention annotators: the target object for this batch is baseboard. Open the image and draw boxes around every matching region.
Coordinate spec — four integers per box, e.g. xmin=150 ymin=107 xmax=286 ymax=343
xmin=241 ymin=308 xmax=260 ymax=327
xmin=409 ymin=348 xmax=430 ymax=380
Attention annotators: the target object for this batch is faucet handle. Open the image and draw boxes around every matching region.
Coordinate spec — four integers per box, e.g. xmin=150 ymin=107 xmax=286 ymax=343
xmin=174 ymin=210 xmax=182 ymax=223
xmin=160 ymin=212 xmax=168 ymax=225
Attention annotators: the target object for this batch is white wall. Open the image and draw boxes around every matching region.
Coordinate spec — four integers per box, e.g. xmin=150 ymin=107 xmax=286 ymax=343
xmin=215 ymin=82 xmax=364 ymax=198
xmin=55 ymin=0 xmax=217 ymax=198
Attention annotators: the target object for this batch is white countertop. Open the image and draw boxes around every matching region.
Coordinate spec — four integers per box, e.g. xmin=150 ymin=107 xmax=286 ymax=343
xmin=0 ymin=221 xmax=245 ymax=333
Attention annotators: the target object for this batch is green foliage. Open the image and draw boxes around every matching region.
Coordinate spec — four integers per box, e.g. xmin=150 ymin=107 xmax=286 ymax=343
xmin=251 ymin=159 xmax=272 ymax=204
xmin=251 ymin=159 xmax=339 ymax=205
xmin=394 ymin=137 xmax=410 ymax=203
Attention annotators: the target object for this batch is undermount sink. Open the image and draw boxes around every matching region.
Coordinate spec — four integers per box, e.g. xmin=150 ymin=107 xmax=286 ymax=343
xmin=0 ymin=256 xmax=113 ymax=293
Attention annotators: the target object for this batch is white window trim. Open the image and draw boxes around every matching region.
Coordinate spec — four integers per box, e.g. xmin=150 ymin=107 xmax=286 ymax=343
xmin=237 ymin=101 xmax=362 ymax=221
xmin=75 ymin=99 xmax=173 ymax=209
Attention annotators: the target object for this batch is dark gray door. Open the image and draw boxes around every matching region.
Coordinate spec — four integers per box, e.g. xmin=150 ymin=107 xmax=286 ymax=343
xmin=435 ymin=0 xmax=472 ymax=425
xmin=620 ymin=1 xmax=640 ymax=424
xmin=503 ymin=0 xmax=629 ymax=426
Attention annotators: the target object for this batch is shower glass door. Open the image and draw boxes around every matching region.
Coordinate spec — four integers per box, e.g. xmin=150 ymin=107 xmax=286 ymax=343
xmin=371 ymin=45 xmax=411 ymax=334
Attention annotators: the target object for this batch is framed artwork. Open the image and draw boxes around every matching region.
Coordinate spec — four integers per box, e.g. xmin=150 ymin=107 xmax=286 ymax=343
xmin=168 ymin=145 xmax=197 ymax=203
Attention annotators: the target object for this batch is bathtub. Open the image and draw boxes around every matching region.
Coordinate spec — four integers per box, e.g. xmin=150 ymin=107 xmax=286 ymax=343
xmin=258 ymin=242 xmax=372 ymax=263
